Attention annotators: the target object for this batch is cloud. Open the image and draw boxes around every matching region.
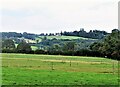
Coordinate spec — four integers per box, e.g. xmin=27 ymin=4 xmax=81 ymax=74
xmin=0 ymin=0 xmax=119 ymax=33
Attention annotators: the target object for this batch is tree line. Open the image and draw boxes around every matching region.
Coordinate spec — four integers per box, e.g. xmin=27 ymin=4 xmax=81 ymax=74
xmin=1 ymin=39 xmax=102 ymax=58
xmin=1 ymin=29 xmax=119 ymax=60
xmin=90 ymin=29 xmax=120 ymax=60
xmin=1 ymin=28 xmax=108 ymax=40
xmin=61 ymin=28 xmax=108 ymax=39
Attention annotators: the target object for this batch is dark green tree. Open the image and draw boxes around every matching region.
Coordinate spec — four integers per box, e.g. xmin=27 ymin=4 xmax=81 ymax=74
xmin=17 ymin=41 xmax=32 ymax=53
xmin=63 ymin=42 xmax=75 ymax=51
xmin=90 ymin=42 xmax=103 ymax=51
xmin=90 ymin=29 xmax=120 ymax=60
xmin=52 ymin=44 xmax=61 ymax=51
xmin=2 ymin=39 xmax=15 ymax=50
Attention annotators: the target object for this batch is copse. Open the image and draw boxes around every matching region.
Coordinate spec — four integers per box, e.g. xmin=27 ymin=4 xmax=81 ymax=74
xmin=2 ymin=39 xmax=15 ymax=50
xmin=90 ymin=29 xmax=120 ymax=60
xmin=17 ymin=41 xmax=32 ymax=53
xmin=2 ymin=39 xmax=16 ymax=53
xmin=63 ymin=41 xmax=75 ymax=51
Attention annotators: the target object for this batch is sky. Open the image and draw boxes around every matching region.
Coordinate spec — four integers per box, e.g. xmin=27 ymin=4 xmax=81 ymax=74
xmin=0 ymin=0 xmax=119 ymax=34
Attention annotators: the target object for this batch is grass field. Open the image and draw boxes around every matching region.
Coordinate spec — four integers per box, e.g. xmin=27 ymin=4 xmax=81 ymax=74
xmin=39 ymin=36 xmax=96 ymax=40
xmin=2 ymin=53 xmax=119 ymax=86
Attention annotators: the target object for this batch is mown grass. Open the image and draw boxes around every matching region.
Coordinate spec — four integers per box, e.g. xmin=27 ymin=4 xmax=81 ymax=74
xmin=1 ymin=53 xmax=119 ymax=86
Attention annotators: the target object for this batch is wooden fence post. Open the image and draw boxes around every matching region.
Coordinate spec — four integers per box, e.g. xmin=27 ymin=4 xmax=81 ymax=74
xmin=113 ymin=61 xmax=115 ymax=75
xmin=70 ymin=60 xmax=71 ymax=67
xmin=51 ymin=62 xmax=54 ymax=70
xmin=118 ymin=60 xmax=120 ymax=86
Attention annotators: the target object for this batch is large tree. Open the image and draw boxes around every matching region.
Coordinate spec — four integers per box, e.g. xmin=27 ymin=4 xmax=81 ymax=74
xmin=2 ymin=39 xmax=15 ymax=50
xmin=17 ymin=41 xmax=32 ymax=53
xmin=63 ymin=42 xmax=75 ymax=51
xmin=90 ymin=29 xmax=120 ymax=60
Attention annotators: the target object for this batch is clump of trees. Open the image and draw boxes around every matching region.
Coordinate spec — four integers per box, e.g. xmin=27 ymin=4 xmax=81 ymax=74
xmin=90 ymin=29 xmax=120 ymax=60
xmin=17 ymin=41 xmax=32 ymax=53
xmin=2 ymin=39 xmax=15 ymax=50
xmin=2 ymin=39 xmax=32 ymax=53
xmin=2 ymin=32 xmax=36 ymax=40
xmin=1 ymin=29 xmax=108 ymax=40
xmin=1 ymin=39 xmax=101 ymax=57
xmin=2 ymin=39 xmax=16 ymax=53
xmin=61 ymin=29 xmax=108 ymax=39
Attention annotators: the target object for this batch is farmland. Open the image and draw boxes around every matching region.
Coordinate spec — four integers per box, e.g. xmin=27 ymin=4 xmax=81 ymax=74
xmin=39 ymin=36 xmax=96 ymax=40
xmin=14 ymin=35 xmax=97 ymax=51
xmin=2 ymin=53 xmax=119 ymax=86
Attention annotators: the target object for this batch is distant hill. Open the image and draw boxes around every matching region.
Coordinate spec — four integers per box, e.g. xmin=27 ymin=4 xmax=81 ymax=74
xmin=1 ymin=29 xmax=109 ymax=40
xmin=61 ymin=29 xmax=108 ymax=39
xmin=39 ymin=36 xmax=97 ymax=40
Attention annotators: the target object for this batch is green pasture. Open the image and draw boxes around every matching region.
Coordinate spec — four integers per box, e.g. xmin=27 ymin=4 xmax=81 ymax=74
xmin=39 ymin=36 xmax=95 ymax=40
xmin=1 ymin=53 xmax=119 ymax=86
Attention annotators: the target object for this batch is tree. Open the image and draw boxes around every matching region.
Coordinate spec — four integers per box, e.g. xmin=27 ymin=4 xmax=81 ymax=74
xmin=102 ymin=30 xmax=120 ymax=59
xmin=35 ymin=39 xmax=40 ymax=49
xmin=90 ymin=29 xmax=120 ymax=60
xmin=42 ymin=36 xmax=47 ymax=42
xmin=90 ymin=42 xmax=103 ymax=51
xmin=63 ymin=42 xmax=75 ymax=51
xmin=2 ymin=39 xmax=15 ymax=50
xmin=17 ymin=42 xmax=32 ymax=53
xmin=52 ymin=44 xmax=61 ymax=51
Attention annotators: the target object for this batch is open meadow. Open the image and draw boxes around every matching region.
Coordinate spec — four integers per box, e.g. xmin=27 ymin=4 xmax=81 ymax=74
xmin=1 ymin=53 xmax=119 ymax=86
xmin=39 ymin=36 xmax=92 ymax=40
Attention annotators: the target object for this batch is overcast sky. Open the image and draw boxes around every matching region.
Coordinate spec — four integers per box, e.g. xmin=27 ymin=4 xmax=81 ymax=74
xmin=0 ymin=0 xmax=119 ymax=34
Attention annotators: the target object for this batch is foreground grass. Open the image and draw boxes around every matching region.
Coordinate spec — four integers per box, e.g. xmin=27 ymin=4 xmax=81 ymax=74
xmin=2 ymin=53 xmax=119 ymax=85
xmin=2 ymin=67 xmax=118 ymax=85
